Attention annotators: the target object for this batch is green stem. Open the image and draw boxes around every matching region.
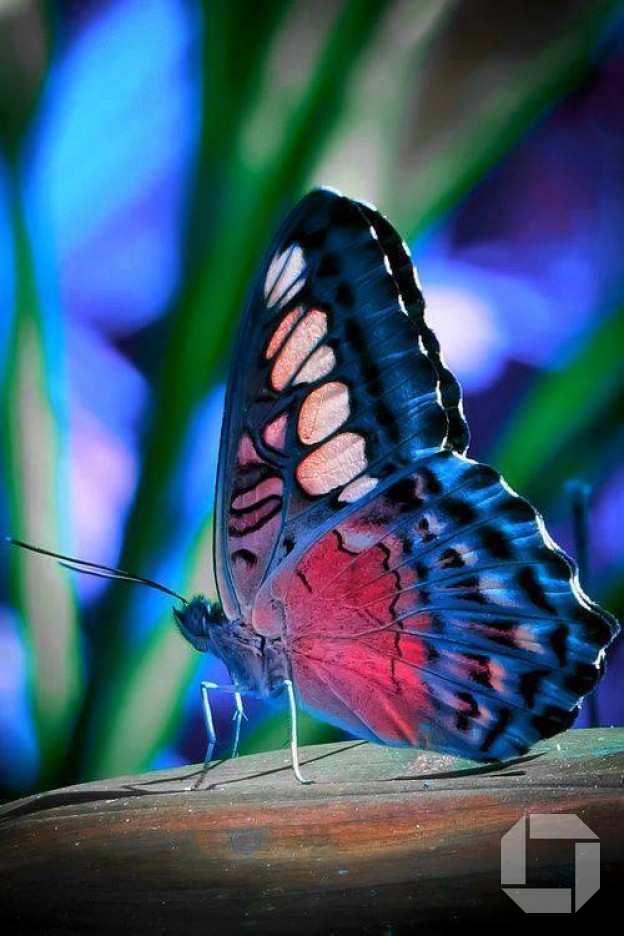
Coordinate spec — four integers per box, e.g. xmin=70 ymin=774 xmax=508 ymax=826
xmin=1 ymin=160 xmax=82 ymax=789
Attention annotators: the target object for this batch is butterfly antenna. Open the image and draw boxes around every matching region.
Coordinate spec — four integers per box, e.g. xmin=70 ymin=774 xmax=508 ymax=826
xmin=6 ymin=537 xmax=188 ymax=605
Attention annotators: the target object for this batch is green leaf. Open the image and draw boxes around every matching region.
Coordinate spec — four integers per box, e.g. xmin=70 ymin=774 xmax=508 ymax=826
xmin=309 ymin=0 xmax=619 ymax=236
xmin=491 ymin=307 xmax=624 ymax=503
xmin=597 ymin=569 xmax=624 ymax=623
xmin=85 ymin=623 xmax=199 ymax=779
xmin=1 ymin=171 xmax=82 ymax=787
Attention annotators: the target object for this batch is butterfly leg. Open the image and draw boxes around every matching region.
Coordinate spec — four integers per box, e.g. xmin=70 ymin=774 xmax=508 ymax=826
xmin=230 ymin=689 xmax=247 ymax=759
xmin=194 ymin=679 xmax=309 ymax=786
xmin=283 ymin=678 xmax=312 ymax=785
xmin=194 ymin=681 xmax=218 ymax=789
xmin=192 ymin=680 xmax=247 ymax=790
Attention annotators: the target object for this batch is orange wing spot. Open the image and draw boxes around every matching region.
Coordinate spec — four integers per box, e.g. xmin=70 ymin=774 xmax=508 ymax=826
xmin=338 ymin=474 xmax=379 ymax=503
xmin=293 ymin=345 xmax=336 ymax=385
xmin=298 ymin=381 xmax=349 ymax=446
xmin=263 ymin=413 xmax=288 ymax=451
xmin=296 ymin=432 xmax=367 ymax=496
xmin=270 ymin=309 xmax=328 ymax=392
xmin=265 ymin=306 xmax=305 ymax=360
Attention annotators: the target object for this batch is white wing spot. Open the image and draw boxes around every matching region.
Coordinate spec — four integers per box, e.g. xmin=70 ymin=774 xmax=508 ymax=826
xmin=270 ymin=309 xmax=328 ymax=391
xmin=293 ymin=345 xmax=336 ymax=385
xmin=338 ymin=475 xmax=379 ymax=503
xmin=265 ymin=306 xmax=305 ymax=360
xmin=298 ymin=381 xmax=350 ymax=445
xmin=264 ymin=244 xmax=306 ymax=309
xmin=296 ymin=432 xmax=367 ymax=496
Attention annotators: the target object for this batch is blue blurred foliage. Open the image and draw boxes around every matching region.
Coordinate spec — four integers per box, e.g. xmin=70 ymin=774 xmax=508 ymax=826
xmin=0 ymin=0 xmax=622 ymax=796
xmin=28 ymin=0 xmax=201 ymax=593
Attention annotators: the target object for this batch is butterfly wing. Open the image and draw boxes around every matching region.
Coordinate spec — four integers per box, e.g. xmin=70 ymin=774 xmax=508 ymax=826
xmin=253 ymin=451 xmax=617 ymax=760
xmin=214 ymin=188 xmax=468 ymax=620
xmin=215 ymin=187 xmax=617 ymax=760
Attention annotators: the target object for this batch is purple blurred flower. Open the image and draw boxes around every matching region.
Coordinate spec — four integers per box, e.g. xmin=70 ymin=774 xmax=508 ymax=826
xmin=415 ymin=33 xmax=624 ymax=395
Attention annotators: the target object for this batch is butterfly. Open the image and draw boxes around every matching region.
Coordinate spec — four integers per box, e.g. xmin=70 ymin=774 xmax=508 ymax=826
xmin=12 ymin=187 xmax=619 ymax=784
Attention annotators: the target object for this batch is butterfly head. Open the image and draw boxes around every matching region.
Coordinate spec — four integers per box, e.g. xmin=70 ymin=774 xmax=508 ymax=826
xmin=173 ymin=596 xmax=227 ymax=652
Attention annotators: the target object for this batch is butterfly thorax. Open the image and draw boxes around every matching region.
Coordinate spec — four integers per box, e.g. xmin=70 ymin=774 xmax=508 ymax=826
xmin=173 ymin=597 xmax=288 ymax=696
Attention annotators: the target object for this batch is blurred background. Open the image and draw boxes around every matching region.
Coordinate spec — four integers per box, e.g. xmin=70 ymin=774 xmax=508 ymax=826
xmin=0 ymin=0 xmax=622 ymax=798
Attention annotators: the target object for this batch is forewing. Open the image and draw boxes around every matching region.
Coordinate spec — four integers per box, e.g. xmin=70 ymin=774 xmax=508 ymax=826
xmin=215 ymin=188 xmax=468 ymax=619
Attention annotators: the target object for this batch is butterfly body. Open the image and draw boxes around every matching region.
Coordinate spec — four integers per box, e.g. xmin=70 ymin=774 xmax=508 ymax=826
xmin=174 ymin=598 xmax=288 ymax=698
xmin=174 ymin=187 xmax=617 ymax=768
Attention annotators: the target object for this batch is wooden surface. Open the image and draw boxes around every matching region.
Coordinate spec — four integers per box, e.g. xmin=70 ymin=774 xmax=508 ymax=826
xmin=1 ymin=728 xmax=622 ymax=934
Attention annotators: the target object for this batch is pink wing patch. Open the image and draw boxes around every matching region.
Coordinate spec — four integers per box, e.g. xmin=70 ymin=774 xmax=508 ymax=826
xmin=252 ymin=497 xmax=433 ymax=746
xmin=228 ymin=433 xmax=284 ymax=602
xmin=293 ymin=636 xmax=430 ymax=744
xmin=290 ymin=526 xmax=432 ymax=745
xmin=263 ymin=413 xmax=289 ymax=452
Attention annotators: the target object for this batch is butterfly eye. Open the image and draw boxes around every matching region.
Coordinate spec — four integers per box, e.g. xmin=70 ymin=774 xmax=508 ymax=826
xmin=206 ymin=602 xmax=227 ymax=626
